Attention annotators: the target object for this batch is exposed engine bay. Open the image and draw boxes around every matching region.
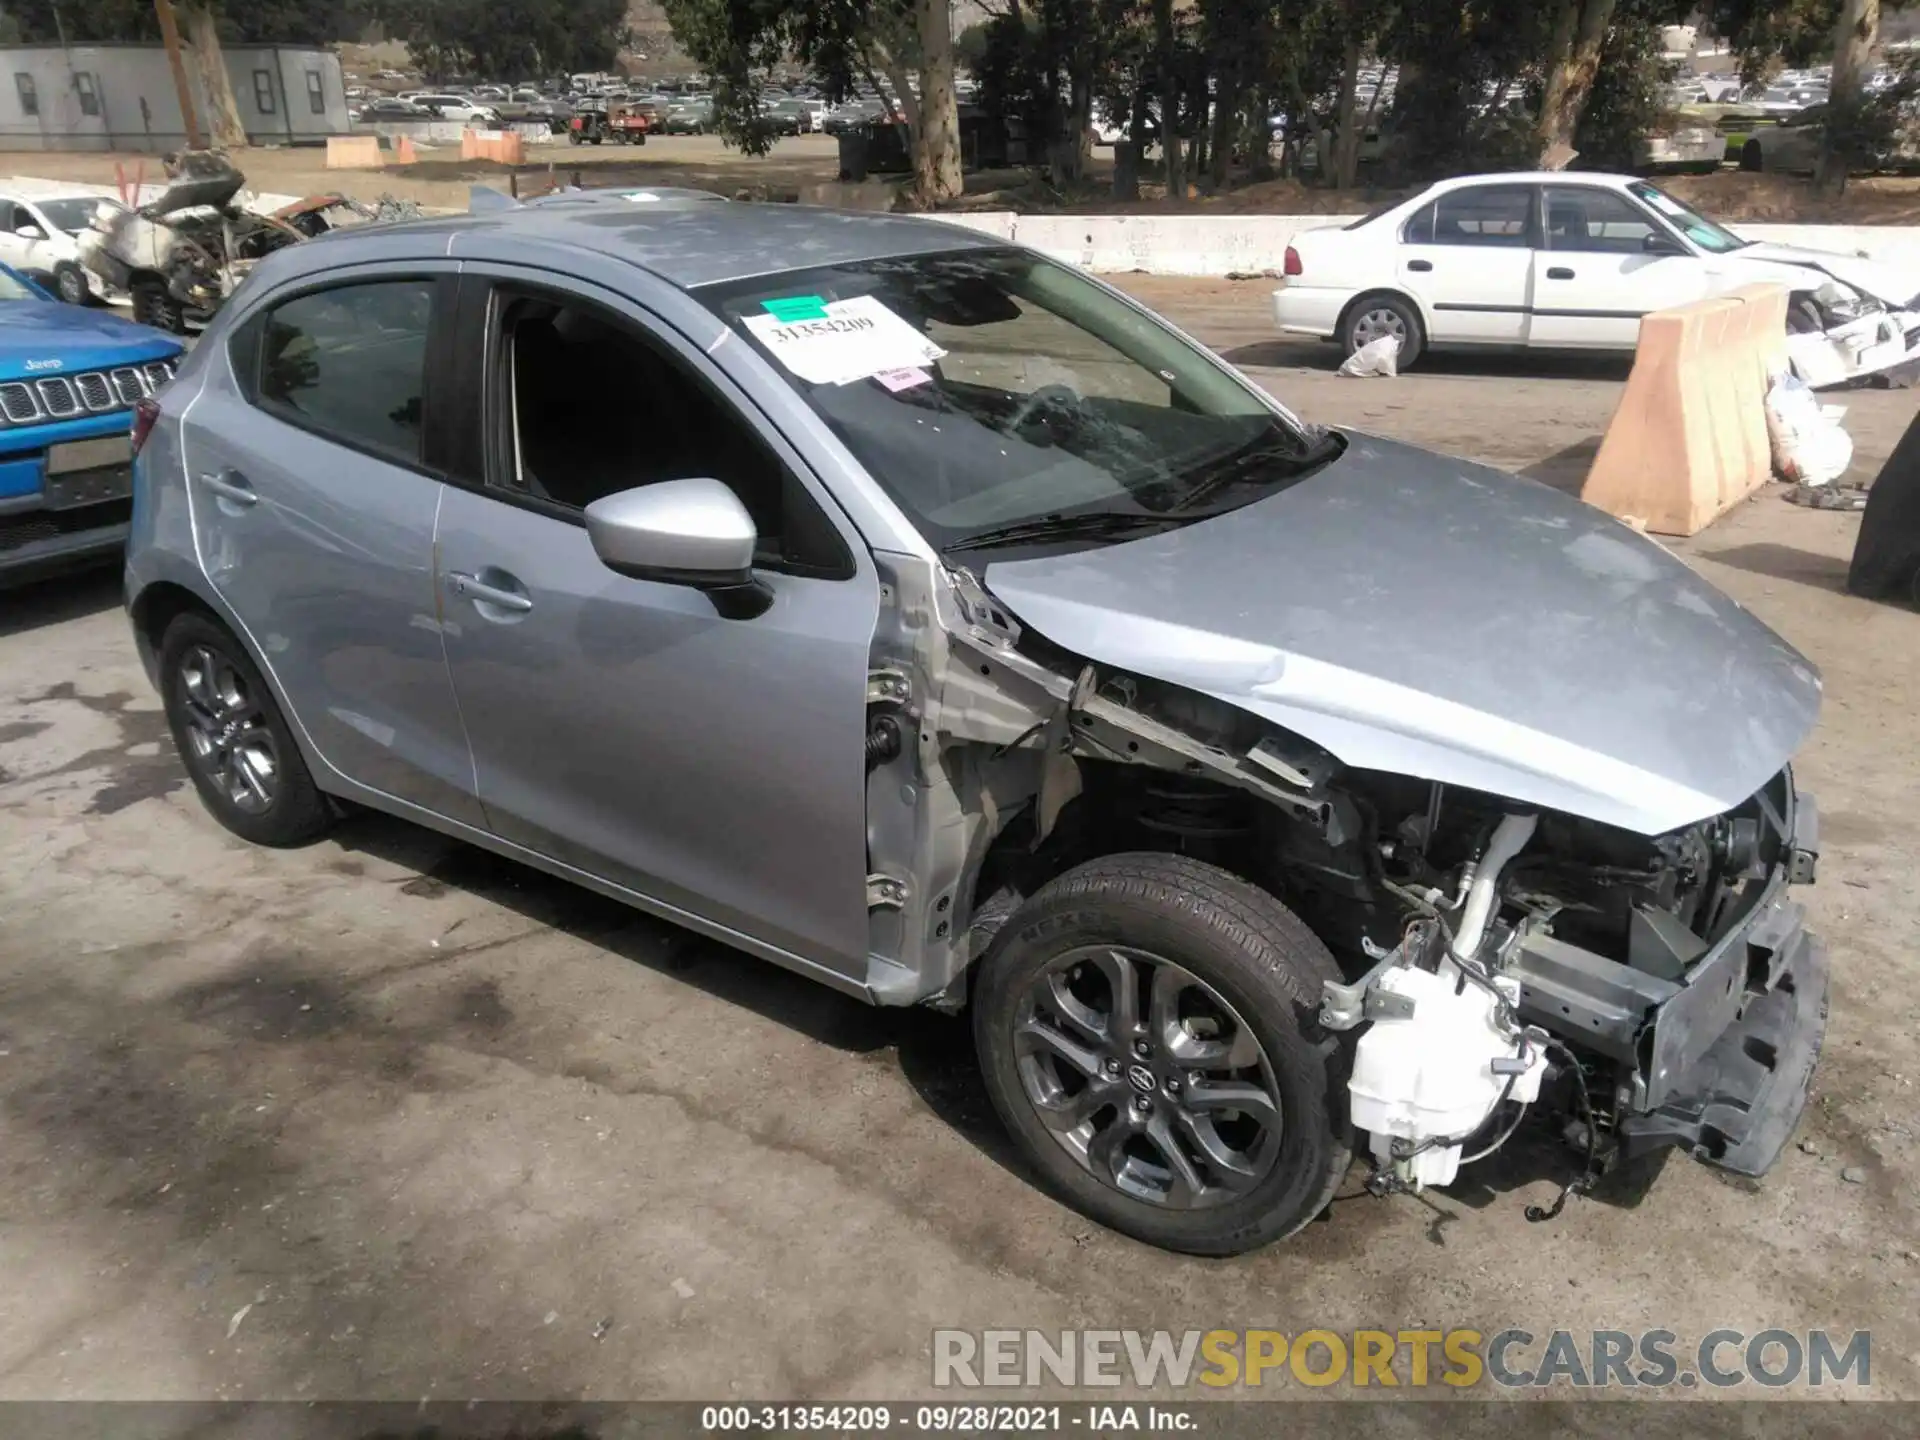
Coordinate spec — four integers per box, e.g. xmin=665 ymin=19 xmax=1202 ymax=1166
xmin=1786 ymin=276 xmax=1920 ymax=389
xmin=862 ymin=556 xmax=1826 ymax=1215
xmin=75 ymin=150 xmax=420 ymax=330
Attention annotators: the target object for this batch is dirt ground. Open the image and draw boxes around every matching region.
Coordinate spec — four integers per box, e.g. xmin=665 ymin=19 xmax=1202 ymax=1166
xmin=0 ymin=281 xmax=1916 ymax=1405
xmin=18 ymin=136 xmax=1920 ymax=223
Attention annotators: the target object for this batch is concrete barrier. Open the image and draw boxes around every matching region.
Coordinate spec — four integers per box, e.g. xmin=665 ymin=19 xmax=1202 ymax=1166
xmin=1581 ymin=284 xmax=1785 ymax=536
xmin=325 ymin=135 xmax=385 ymax=170
xmin=391 ymin=136 xmax=418 ymax=166
xmin=461 ymin=129 xmax=526 ymax=165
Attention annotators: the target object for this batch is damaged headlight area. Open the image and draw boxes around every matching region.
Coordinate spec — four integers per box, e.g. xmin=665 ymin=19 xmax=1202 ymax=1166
xmin=884 ymin=584 xmax=1827 ymax=1216
xmin=1785 ymin=278 xmax=1920 ymax=388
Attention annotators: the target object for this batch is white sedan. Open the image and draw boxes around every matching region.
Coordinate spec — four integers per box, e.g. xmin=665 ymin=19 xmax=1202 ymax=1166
xmin=1273 ymin=171 xmax=1920 ymax=386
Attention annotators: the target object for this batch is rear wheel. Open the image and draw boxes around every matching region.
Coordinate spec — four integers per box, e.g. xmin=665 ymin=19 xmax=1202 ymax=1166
xmin=972 ymin=853 xmax=1351 ymax=1255
xmin=1340 ymin=292 xmax=1425 ymax=368
xmin=1741 ymin=138 xmax=1764 ymax=172
xmin=159 ymin=613 xmax=333 ymax=848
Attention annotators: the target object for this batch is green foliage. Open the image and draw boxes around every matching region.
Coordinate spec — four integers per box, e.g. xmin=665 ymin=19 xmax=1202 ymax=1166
xmin=1573 ymin=0 xmax=1689 ymax=170
xmin=372 ymin=0 xmax=630 ymax=80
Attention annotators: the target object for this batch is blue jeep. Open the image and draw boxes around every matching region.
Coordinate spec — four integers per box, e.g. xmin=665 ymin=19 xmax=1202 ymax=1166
xmin=0 ymin=263 xmax=182 ymax=584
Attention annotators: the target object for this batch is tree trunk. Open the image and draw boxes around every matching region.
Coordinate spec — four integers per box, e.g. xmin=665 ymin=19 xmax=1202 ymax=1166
xmin=1818 ymin=0 xmax=1879 ymax=195
xmin=913 ymin=0 xmax=963 ymax=204
xmin=178 ymin=1 xmax=246 ymax=151
xmin=1331 ymin=39 xmax=1362 ymax=190
xmin=1534 ymin=0 xmax=1617 ymax=166
xmin=1207 ymin=50 xmax=1236 ymax=190
xmin=1153 ymin=0 xmax=1183 ymax=203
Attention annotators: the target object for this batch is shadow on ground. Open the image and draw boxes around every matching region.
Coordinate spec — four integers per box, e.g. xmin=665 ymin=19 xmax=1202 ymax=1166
xmin=333 ymin=811 xmax=1031 ymax=1178
xmin=0 ymin=564 xmax=121 ymax=640
xmin=1517 ymin=437 xmax=1601 ymax=496
xmin=1697 ymin=541 xmax=1856 ymax=593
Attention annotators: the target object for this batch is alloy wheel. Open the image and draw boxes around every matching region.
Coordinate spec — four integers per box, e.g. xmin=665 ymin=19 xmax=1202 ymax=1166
xmin=175 ymin=643 xmax=280 ymax=815
xmin=1011 ymin=946 xmax=1285 ymax=1210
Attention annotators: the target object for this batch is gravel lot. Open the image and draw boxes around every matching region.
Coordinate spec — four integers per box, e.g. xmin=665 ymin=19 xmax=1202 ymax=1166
xmin=0 ymin=279 xmax=1915 ymax=1404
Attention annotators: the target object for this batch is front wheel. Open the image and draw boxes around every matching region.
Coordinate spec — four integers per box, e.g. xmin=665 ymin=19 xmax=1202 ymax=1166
xmin=130 ymin=279 xmax=187 ymax=334
xmin=1741 ymin=138 xmax=1764 ymax=173
xmin=159 ymin=612 xmax=333 ymax=848
xmin=1341 ymin=292 xmax=1424 ymax=368
xmin=972 ymin=853 xmax=1352 ymax=1255
xmin=53 ymin=261 xmax=90 ymax=306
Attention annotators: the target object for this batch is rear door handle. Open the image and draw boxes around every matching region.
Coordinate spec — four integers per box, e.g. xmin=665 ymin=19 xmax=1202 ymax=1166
xmin=1407 ymin=259 xmax=1433 ymax=273
xmin=1547 ymin=266 xmax=1575 ymax=280
xmin=199 ymin=469 xmax=256 ymax=506
xmin=447 ymin=569 xmax=534 ymax=614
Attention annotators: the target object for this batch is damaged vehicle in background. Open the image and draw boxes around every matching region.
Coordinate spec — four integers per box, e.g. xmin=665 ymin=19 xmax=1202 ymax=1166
xmin=1275 ymin=171 xmax=1920 ymax=387
xmin=125 ymin=205 xmax=1827 ymax=1256
xmin=74 ymin=152 xmax=421 ymax=334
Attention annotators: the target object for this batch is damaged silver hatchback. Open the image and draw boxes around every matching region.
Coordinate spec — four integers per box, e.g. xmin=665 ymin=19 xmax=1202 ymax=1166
xmin=125 ymin=202 xmax=1828 ymax=1255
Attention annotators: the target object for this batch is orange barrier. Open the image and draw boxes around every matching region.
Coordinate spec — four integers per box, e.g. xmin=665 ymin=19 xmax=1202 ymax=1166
xmin=1581 ymin=284 xmax=1787 ymax=536
xmin=391 ymin=135 xmax=419 ymax=165
xmin=325 ymin=135 xmax=385 ymax=170
xmin=460 ymin=129 xmax=526 ymax=165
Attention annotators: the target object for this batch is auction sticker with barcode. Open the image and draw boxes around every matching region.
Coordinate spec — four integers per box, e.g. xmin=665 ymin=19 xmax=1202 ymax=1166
xmin=743 ymin=295 xmax=945 ymax=386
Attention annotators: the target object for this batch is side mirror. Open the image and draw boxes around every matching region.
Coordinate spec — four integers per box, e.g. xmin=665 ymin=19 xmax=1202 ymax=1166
xmin=1642 ymin=232 xmax=1686 ymax=257
xmin=586 ymin=475 xmax=760 ymax=590
xmin=15 ymin=224 xmax=43 ymax=240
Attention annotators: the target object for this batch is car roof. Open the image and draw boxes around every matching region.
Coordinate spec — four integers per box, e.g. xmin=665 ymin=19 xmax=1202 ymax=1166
xmin=1419 ymin=171 xmax=1643 ymax=193
xmin=304 ymin=201 xmax=1004 ymax=290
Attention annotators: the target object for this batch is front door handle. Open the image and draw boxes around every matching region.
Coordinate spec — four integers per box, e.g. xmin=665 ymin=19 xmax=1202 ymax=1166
xmin=199 ymin=469 xmax=257 ymax=506
xmin=1407 ymin=259 xmax=1433 ymax=273
xmin=1546 ymin=266 xmax=1575 ymax=280
xmin=447 ymin=569 xmax=534 ymax=614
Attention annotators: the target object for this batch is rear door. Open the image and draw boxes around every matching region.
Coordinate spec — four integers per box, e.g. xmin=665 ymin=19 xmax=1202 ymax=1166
xmin=1397 ymin=183 xmax=1539 ymax=345
xmin=1530 ymin=185 xmax=1711 ymax=349
xmin=181 ymin=265 xmax=484 ymax=827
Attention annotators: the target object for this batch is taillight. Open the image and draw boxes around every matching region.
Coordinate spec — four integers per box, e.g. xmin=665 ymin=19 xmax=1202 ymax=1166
xmin=130 ymin=396 xmax=160 ymax=456
xmin=1284 ymin=245 xmax=1302 ymax=277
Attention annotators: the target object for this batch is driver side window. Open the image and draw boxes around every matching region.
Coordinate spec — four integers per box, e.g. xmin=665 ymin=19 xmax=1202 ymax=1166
xmin=487 ymin=288 xmax=852 ymax=578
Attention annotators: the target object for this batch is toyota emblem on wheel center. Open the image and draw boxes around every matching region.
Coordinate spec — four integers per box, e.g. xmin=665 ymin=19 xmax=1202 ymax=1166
xmin=1126 ymin=1063 xmax=1156 ymax=1094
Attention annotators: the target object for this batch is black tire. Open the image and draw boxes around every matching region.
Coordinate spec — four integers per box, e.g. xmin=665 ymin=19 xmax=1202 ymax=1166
xmin=52 ymin=261 xmax=90 ymax=306
xmin=131 ymin=279 xmax=187 ymax=334
xmin=568 ymin=130 xmax=581 ymax=145
xmin=972 ymin=853 xmax=1352 ymax=1256
xmin=1340 ymin=291 xmax=1424 ymax=369
xmin=1741 ymin=138 xmax=1764 ymax=173
xmin=158 ymin=612 xmax=333 ymax=848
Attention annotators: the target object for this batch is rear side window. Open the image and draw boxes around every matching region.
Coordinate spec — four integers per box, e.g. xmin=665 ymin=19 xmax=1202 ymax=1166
xmin=1410 ymin=186 xmax=1534 ymax=248
xmin=256 ymin=281 xmax=434 ymax=465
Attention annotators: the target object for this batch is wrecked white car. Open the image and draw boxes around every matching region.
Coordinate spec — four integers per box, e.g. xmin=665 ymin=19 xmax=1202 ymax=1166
xmin=127 ymin=206 xmax=1827 ymax=1256
xmin=1275 ymin=170 xmax=1920 ymax=386
xmin=75 ymin=151 xmax=419 ymax=334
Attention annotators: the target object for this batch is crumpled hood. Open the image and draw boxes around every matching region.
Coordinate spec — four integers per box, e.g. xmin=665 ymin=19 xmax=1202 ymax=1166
xmin=1736 ymin=240 xmax=1920 ymax=307
xmin=984 ymin=433 xmax=1822 ymax=836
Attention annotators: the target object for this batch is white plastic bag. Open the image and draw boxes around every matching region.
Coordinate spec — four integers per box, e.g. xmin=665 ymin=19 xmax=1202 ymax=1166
xmin=1338 ymin=334 xmax=1401 ymax=378
xmin=1764 ymin=371 xmax=1853 ymax=486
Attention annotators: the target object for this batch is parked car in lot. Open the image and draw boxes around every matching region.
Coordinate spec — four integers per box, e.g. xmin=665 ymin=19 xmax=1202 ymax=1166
xmin=355 ymin=98 xmax=431 ymax=123
xmin=126 ymin=203 xmax=1826 ymax=1255
xmin=1738 ymin=102 xmax=1920 ymax=175
xmin=660 ymin=99 xmax=714 ymax=134
xmin=1275 ymin=170 xmax=1920 ymax=385
xmin=412 ymin=94 xmax=500 ymax=124
xmin=0 ymin=263 xmax=180 ymax=583
xmin=0 ymin=189 xmax=130 ymax=305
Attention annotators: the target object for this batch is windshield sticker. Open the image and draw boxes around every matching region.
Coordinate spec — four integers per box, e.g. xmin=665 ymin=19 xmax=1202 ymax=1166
xmin=759 ymin=294 xmax=831 ymax=323
xmin=743 ymin=295 xmax=946 ymax=385
xmin=874 ymin=366 xmax=931 ymax=392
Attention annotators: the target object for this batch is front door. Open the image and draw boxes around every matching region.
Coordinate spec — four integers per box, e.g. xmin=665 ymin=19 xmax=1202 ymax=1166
xmin=1530 ymin=185 xmax=1711 ymax=349
xmin=432 ymin=272 xmax=879 ymax=982
xmin=181 ymin=269 xmax=484 ymax=827
xmin=1398 ymin=183 xmax=1538 ymax=345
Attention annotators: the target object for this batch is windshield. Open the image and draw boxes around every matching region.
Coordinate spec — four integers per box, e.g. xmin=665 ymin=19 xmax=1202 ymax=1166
xmin=699 ymin=248 xmax=1339 ymax=553
xmin=36 ymin=197 xmax=115 ymax=233
xmin=1627 ymin=181 xmax=1748 ymax=254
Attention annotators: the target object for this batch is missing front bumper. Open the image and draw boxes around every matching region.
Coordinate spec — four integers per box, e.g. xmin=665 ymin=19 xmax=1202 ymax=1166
xmin=1617 ymin=917 xmax=1828 ymax=1177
